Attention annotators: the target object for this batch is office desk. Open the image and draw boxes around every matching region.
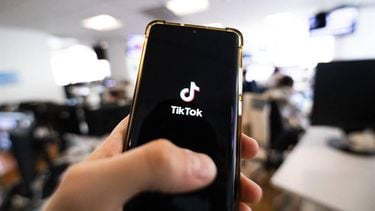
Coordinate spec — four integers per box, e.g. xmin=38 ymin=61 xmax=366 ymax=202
xmin=271 ymin=126 xmax=375 ymax=211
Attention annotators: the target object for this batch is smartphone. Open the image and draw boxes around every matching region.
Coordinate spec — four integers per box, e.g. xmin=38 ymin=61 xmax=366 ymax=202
xmin=123 ymin=20 xmax=243 ymax=211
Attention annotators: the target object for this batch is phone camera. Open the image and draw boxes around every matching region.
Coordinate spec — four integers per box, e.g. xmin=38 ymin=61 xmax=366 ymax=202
xmin=193 ymin=29 xmax=197 ymax=34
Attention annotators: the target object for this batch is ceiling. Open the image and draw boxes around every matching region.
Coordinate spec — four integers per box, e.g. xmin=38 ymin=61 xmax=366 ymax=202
xmin=0 ymin=0 xmax=347 ymax=41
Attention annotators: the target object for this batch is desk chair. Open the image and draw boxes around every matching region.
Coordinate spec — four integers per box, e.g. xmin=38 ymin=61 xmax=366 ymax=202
xmin=19 ymin=102 xmax=84 ymax=152
xmin=0 ymin=117 xmax=37 ymax=210
xmin=9 ymin=123 xmax=37 ymax=197
xmin=18 ymin=101 xmax=63 ymax=151
xmin=266 ymin=101 xmax=304 ymax=170
xmin=0 ymin=110 xmax=69 ymax=210
xmin=245 ymin=99 xmax=304 ymax=183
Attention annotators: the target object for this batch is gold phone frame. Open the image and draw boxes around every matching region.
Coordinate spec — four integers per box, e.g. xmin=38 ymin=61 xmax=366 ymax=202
xmin=124 ymin=20 xmax=244 ymax=150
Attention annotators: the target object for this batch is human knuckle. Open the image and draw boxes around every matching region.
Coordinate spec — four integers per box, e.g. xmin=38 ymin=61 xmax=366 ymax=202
xmin=145 ymin=140 xmax=177 ymax=172
xmin=61 ymin=164 xmax=86 ymax=184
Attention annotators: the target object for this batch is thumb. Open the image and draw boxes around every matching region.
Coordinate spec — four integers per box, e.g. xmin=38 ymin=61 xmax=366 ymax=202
xmin=73 ymin=139 xmax=217 ymax=206
xmin=125 ymin=139 xmax=217 ymax=193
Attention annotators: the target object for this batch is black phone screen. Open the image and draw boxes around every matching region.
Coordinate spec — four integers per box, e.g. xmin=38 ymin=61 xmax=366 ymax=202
xmin=124 ymin=23 xmax=241 ymax=211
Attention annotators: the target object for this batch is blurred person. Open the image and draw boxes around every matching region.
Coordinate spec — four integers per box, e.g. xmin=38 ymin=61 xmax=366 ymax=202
xmin=266 ymin=75 xmax=307 ymax=129
xmin=43 ymin=116 xmax=262 ymax=211
xmin=242 ymin=69 xmax=261 ymax=93
xmin=265 ymin=67 xmax=283 ymax=88
xmin=265 ymin=76 xmax=306 ymax=157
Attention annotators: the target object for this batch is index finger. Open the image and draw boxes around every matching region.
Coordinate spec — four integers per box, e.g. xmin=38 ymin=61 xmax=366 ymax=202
xmin=241 ymin=133 xmax=259 ymax=159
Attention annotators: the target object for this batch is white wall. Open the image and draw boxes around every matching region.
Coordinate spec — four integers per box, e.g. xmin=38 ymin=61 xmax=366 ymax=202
xmin=334 ymin=7 xmax=375 ymax=60
xmin=106 ymin=39 xmax=129 ymax=81
xmin=0 ymin=26 xmax=64 ymax=104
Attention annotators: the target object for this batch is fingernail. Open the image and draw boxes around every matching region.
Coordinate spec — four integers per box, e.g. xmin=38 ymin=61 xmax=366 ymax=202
xmin=189 ymin=151 xmax=217 ymax=180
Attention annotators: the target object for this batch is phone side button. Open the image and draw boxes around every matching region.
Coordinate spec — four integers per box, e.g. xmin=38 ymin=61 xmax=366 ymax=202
xmin=238 ymin=100 xmax=242 ymax=116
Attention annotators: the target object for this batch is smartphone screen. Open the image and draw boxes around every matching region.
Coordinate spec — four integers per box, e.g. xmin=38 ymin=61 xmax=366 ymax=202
xmin=124 ymin=21 xmax=242 ymax=211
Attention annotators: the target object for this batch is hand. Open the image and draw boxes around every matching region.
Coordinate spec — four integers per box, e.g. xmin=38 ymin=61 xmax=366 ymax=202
xmin=44 ymin=116 xmax=262 ymax=211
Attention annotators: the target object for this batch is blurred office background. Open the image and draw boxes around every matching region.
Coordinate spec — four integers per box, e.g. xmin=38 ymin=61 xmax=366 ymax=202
xmin=0 ymin=0 xmax=374 ymax=210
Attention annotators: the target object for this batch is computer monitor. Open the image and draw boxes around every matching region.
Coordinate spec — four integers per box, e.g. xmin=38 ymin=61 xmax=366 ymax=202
xmin=309 ymin=5 xmax=358 ymax=36
xmin=311 ymin=60 xmax=375 ymax=155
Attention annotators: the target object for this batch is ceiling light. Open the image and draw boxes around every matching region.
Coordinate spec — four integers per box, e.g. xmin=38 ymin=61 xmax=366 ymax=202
xmin=81 ymin=15 xmax=122 ymax=31
xmin=166 ymin=0 xmax=209 ymax=16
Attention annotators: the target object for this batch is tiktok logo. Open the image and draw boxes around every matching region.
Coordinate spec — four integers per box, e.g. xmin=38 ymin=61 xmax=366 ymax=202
xmin=180 ymin=81 xmax=200 ymax=102
xmin=172 ymin=81 xmax=203 ymax=117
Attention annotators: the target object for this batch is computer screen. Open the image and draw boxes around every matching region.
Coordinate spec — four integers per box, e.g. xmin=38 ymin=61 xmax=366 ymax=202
xmin=309 ymin=6 xmax=358 ymax=36
xmin=311 ymin=60 xmax=375 ymax=133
